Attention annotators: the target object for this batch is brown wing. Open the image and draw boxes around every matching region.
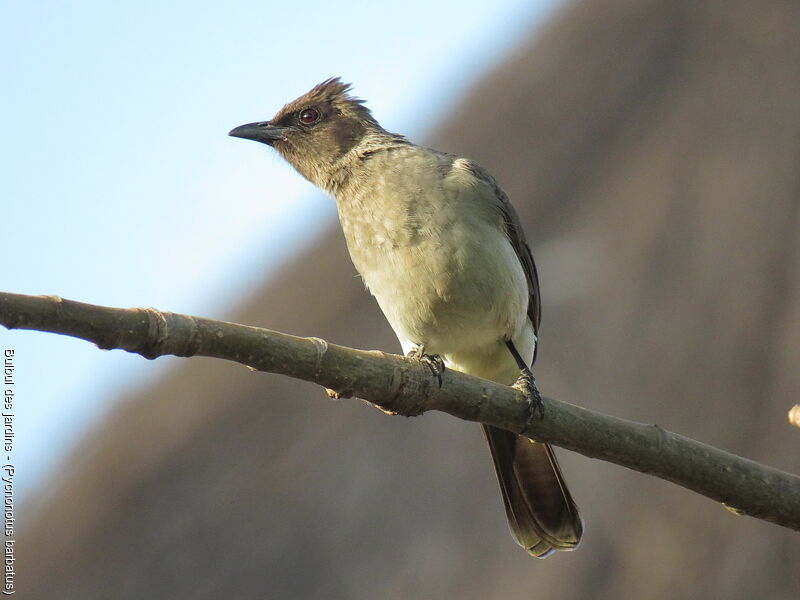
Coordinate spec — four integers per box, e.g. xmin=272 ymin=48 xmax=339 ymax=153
xmin=458 ymin=158 xmax=582 ymax=556
xmin=460 ymin=160 xmax=542 ymax=338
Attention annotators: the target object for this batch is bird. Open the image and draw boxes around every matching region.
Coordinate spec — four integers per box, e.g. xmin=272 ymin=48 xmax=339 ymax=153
xmin=229 ymin=77 xmax=582 ymax=557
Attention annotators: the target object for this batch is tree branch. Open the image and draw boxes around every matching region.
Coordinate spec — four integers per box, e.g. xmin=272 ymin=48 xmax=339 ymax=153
xmin=2 ymin=291 xmax=799 ymax=530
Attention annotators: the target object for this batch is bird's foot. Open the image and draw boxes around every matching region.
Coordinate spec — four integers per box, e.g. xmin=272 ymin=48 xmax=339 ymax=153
xmin=406 ymin=346 xmax=445 ymax=388
xmin=513 ymin=369 xmax=544 ymax=426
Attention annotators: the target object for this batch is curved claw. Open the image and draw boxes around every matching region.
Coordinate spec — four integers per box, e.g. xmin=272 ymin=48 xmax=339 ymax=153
xmin=513 ymin=370 xmax=544 ymax=425
xmin=406 ymin=347 xmax=445 ymax=388
xmin=421 ymin=354 xmax=445 ymax=388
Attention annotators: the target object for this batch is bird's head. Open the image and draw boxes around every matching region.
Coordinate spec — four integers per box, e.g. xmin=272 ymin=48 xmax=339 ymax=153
xmin=229 ymin=77 xmax=379 ymax=187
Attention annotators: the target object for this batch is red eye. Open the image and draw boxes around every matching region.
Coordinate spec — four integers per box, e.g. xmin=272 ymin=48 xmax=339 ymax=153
xmin=299 ymin=108 xmax=319 ymax=124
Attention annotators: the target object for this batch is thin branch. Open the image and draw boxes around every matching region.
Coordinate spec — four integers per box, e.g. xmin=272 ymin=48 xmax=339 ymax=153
xmin=2 ymin=291 xmax=799 ymax=530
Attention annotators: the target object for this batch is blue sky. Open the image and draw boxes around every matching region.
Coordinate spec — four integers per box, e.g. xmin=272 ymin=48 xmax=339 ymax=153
xmin=1 ymin=0 xmax=560 ymax=517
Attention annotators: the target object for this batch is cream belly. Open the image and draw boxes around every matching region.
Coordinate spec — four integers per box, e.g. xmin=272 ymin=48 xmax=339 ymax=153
xmin=334 ymin=148 xmax=535 ymax=384
xmin=357 ymin=219 xmax=534 ymax=385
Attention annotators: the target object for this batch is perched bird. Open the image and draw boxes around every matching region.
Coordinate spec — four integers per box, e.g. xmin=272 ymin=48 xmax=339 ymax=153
xmin=229 ymin=78 xmax=582 ymax=557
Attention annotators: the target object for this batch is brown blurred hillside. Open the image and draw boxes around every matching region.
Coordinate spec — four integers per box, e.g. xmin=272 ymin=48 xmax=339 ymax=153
xmin=20 ymin=0 xmax=800 ymax=598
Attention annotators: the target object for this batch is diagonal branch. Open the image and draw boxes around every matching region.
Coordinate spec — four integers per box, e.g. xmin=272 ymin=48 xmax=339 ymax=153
xmin=1 ymin=291 xmax=799 ymax=530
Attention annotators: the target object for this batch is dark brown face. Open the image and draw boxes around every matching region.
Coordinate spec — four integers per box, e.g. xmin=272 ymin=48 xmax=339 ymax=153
xmin=271 ymin=101 xmax=367 ymax=169
xmin=229 ymin=97 xmax=369 ymax=186
xmin=230 ymin=78 xmax=378 ymax=185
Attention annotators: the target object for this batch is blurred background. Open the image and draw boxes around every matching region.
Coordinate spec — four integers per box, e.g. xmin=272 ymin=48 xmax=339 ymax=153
xmin=4 ymin=0 xmax=800 ymax=597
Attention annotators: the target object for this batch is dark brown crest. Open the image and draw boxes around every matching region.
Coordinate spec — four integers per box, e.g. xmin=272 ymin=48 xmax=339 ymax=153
xmin=270 ymin=77 xmax=371 ymax=125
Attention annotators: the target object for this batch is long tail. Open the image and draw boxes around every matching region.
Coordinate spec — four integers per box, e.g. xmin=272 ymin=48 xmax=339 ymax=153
xmin=482 ymin=424 xmax=582 ymax=557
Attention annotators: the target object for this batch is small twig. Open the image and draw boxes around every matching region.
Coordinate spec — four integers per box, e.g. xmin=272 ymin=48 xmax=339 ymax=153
xmin=790 ymin=405 xmax=800 ymax=428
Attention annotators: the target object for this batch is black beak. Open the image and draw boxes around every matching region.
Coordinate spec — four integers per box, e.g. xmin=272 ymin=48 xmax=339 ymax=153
xmin=228 ymin=121 xmax=289 ymax=145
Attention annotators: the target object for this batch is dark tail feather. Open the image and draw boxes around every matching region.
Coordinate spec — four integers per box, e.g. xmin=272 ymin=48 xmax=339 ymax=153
xmin=482 ymin=424 xmax=582 ymax=557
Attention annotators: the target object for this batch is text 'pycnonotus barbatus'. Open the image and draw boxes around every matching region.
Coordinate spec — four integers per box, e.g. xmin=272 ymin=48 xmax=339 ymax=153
xmin=230 ymin=78 xmax=582 ymax=557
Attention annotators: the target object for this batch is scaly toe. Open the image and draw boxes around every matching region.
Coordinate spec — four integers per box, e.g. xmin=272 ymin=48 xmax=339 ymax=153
xmin=421 ymin=354 xmax=445 ymax=388
xmin=406 ymin=348 xmax=445 ymax=388
xmin=512 ymin=370 xmax=544 ymax=425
